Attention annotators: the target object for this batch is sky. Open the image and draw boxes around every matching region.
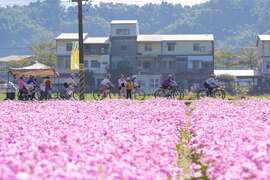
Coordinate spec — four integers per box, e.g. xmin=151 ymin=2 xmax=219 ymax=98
xmin=0 ymin=0 xmax=209 ymax=7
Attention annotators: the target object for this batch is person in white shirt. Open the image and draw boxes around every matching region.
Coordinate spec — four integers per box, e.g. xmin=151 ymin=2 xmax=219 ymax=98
xmin=100 ymin=74 xmax=114 ymax=97
xmin=118 ymin=74 xmax=126 ymax=98
xmin=65 ymin=73 xmax=77 ymax=89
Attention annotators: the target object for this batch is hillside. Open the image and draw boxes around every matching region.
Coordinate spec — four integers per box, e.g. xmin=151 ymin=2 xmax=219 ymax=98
xmin=0 ymin=0 xmax=269 ymax=56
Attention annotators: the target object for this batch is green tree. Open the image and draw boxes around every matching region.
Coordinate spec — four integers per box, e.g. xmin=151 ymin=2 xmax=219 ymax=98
xmin=31 ymin=41 xmax=56 ymax=67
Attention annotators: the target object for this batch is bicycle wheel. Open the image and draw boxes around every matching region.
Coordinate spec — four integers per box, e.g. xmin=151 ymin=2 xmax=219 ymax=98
xmin=176 ymin=90 xmax=185 ymax=100
xmin=197 ymin=90 xmax=207 ymax=99
xmin=134 ymin=89 xmax=146 ymax=101
xmin=72 ymin=92 xmax=80 ymax=100
xmin=214 ymin=89 xmax=226 ymax=99
xmin=93 ymin=89 xmax=111 ymax=100
xmin=154 ymin=89 xmax=167 ymax=98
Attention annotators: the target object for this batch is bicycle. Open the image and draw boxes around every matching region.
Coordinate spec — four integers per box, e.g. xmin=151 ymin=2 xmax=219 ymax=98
xmin=59 ymin=85 xmax=80 ymax=100
xmin=93 ymin=87 xmax=113 ymax=101
xmin=196 ymin=85 xmax=226 ymax=99
xmin=154 ymin=85 xmax=185 ymax=100
xmin=133 ymin=87 xmax=146 ymax=100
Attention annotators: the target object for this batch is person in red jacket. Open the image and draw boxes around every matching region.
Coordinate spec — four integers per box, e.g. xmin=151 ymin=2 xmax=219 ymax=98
xmin=44 ymin=77 xmax=52 ymax=100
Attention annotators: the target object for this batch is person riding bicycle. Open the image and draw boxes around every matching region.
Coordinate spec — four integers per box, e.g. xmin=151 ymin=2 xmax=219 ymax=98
xmin=204 ymin=74 xmax=218 ymax=96
xmin=100 ymin=74 xmax=114 ymax=98
xmin=162 ymin=74 xmax=174 ymax=90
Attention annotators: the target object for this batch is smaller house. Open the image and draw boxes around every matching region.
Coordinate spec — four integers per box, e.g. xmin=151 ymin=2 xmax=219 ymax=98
xmin=257 ymin=35 xmax=270 ymax=75
xmin=0 ymin=55 xmax=33 ymax=79
xmin=214 ymin=69 xmax=258 ymax=88
xmin=136 ymin=74 xmax=161 ymax=94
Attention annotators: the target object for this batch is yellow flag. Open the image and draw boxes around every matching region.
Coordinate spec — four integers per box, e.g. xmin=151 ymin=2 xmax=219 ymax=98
xmin=70 ymin=41 xmax=79 ymax=70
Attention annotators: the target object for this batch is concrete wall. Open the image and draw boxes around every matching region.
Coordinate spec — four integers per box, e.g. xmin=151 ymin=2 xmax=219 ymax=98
xmin=84 ymin=55 xmax=109 ymax=74
xmin=110 ymin=37 xmax=137 ymax=57
xmin=162 ymin=41 xmax=213 ymax=56
xmin=263 ymin=41 xmax=270 ymax=57
xmin=56 ymin=40 xmax=75 ymax=56
xmin=110 ymin=24 xmax=138 ymax=37
xmin=137 ymin=42 xmax=161 ymax=56
xmin=136 ymin=74 xmax=161 ymax=94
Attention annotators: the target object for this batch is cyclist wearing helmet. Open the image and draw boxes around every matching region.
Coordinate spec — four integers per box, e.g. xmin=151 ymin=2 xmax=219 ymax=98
xmin=204 ymin=73 xmax=218 ymax=95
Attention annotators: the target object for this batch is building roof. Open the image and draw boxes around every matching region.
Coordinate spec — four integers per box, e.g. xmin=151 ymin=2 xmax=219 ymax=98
xmin=257 ymin=35 xmax=270 ymax=41
xmin=214 ymin=70 xmax=257 ymax=77
xmin=56 ymin=33 xmax=88 ymax=40
xmin=0 ymin=55 xmax=32 ymax=63
xmin=111 ymin=20 xmax=138 ymax=24
xmin=84 ymin=37 xmax=110 ymax=44
xmin=137 ymin=34 xmax=214 ymax=42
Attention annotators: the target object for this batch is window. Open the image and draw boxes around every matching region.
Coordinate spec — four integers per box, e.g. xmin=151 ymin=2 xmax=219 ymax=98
xmin=116 ymin=29 xmax=130 ymax=35
xmin=193 ymin=43 xmax=206 ymax=52
xmin=150 ymin=79 xmax=159 ymax=89
xmin=101 ymin=47 xmax=105 ymax=54
xmin=143 ymin=62 xmax=151 ymax=69
xmin=138 ymin=80 xmax=146 ymax=88
xmin=266 ymin=64 xmax=270 ymax=71
xmin=121 ymin=45 xmax=127 ymax=51
xmin=144 ymin=44 xmax=152 ymax=51
xmin=57 ymin=56 xmax=70 ymax=70
xmin=66 ymin=43 xmax=72 ymax=52
xmin=91 ymin=60 xmax=101 ymax=68
xmin=192 ymin=61 xmax=202 ymax=70
xmin=167 ymin=42 xmax=176 ymax=51
xmin=84 ymin=60 xmax=90 ymax=70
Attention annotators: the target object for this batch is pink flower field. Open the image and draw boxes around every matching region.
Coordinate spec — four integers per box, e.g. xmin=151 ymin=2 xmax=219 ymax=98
xmin=1 ymin=99 xmax=270 ymax=180
xmin=0 ymin=100 xmax=185 ymax=180
xmin=189 ymin=99 xmax=270 ymax=180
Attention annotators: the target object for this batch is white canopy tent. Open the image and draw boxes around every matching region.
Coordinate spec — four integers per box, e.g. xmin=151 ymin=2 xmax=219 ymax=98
xmin=9 ymin=61 xmax=58 ymax=78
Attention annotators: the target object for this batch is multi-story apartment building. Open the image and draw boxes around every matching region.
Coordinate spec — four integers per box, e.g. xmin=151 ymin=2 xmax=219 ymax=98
xmin=56 ymin=20 xmax=214 ymax=92
xmin=257 ymin=35 xmax=270 ymax=75
xmin=136 ymin=34 xmax=214 ymax=92
xmin=110 ymin=20 xmax=139 ymax=74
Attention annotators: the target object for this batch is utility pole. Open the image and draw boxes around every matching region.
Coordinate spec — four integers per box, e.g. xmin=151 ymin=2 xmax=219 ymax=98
xmin=72 ymin=0 xmax=87 ymax=100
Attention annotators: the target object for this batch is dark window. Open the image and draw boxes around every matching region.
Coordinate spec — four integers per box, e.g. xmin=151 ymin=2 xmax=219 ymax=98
xmin=121 ymin=45 xmax=127 ymax=51
xmin=144 ymin=44 xmax=152 ymax=51
xmin=84 ymin=60 xmax=89 ymax=70
xmin=193 ymin=43 xmax=206 ymax=52
xmin=167 ymin=42 xmax=176 ymax=51
xmin=143 ymin=62 xmax=151 ymax=69
xmin=57 ymin=56 xmax=70 ymax=70
xmin=116 ymin=29 xmax=130 ymax=35
xmin=91 ymin=60 xmax=101 ymax=68
xmin=266 ymin=64 xmax=270 ymax=70
xmin=66 ymin=43 xmax=72 ymax=52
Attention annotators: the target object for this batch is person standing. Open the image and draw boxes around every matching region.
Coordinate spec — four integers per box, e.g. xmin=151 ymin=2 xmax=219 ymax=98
xmin=118 ymin=74 xmax=126 ymax=98
xmin=44 ymin=77 xmax=52 ymax=100
xmin=18 ymin=76 xmax=25 ymax=100
xmin=6 ymin=81 xmax=17 ymax=100
xmin=126 ymin=77 xmax=134 ymax=99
